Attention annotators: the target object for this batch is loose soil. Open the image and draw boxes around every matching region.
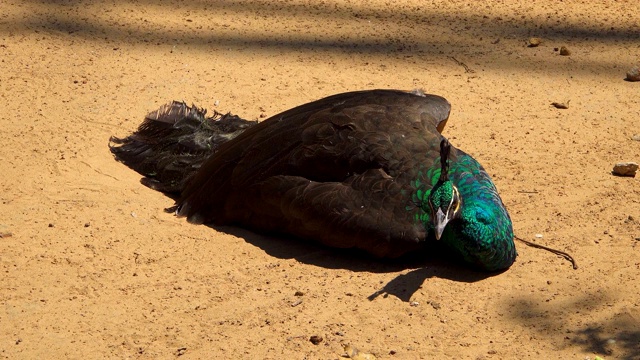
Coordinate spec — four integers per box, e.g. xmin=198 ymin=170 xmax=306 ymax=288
xmin=1 ymin=1 xmax=639 ymax=359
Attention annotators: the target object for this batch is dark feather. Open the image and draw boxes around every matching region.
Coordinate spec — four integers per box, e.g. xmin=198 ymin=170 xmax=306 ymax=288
xmin=109 ymin=101 xmax=256 ymax=193
xmin=110 ymin=89 xmax=516 ymax=270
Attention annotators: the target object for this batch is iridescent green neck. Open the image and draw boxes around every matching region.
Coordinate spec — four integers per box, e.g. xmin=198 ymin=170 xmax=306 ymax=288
xmin=441 ymin=200 xmax=515 ymax=271
xmin=413 ymin=153 xmax=516 ymax=271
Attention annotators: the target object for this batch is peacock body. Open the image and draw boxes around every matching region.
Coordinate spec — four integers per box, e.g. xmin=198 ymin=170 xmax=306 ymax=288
xmin=110 ymin=89 xmax=517 ymax=271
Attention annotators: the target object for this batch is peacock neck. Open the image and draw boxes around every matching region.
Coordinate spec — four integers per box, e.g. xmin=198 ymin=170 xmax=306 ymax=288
xmin=440 ymin=201 xmax=515 ymax=271
xmin=414 ymin=151 xmax=517 ymax=271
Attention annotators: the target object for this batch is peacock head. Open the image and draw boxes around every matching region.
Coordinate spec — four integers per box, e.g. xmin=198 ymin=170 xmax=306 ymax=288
xmin=427 ymin=139 xmax=461 ymax=240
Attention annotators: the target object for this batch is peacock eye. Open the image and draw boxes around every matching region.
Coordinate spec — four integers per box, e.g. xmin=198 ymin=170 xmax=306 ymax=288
xmin=451 ymin=186 xmax=461 ymax=213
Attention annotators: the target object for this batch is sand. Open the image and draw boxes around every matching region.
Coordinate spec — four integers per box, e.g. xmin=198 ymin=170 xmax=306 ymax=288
xmin=1 ymin=0 xmax=639 ymax=359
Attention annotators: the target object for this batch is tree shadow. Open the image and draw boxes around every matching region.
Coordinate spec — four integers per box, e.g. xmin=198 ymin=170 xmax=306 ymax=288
xmin=573 ymin=326 xmax=640 ymax=359
xmin=507 ymin=294 xmax=640 ymax=360
xmin=8 ymin=0 xmax=640 ymax=77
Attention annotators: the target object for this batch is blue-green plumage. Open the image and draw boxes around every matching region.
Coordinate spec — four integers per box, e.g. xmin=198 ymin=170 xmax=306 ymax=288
xmin=440 ymin=153 xmax=515 ymax=270
xmin=110 ymin=89 xmax=517 ymax=271
xmin=411 ymin=143 xmax=516 ymax=271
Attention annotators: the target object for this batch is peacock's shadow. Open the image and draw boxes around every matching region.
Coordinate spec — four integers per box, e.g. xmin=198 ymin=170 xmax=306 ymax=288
xmin=208 ymin=224 xmax=502 ymax=302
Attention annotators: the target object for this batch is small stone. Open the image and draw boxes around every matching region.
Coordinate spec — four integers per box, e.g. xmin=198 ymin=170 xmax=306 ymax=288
xmin=343 ymin=344 xmax=377 ymax=360
xmin=176 ymin=347 xmax=187 ymax=356
xmin=389 ymin=349 xmax=397 ymax=355
xmin=632 ymin=134 xmax=640 ymax=141
xmin=84 ymin=222 xmax=90 ymax=227
xmin=410 ymin=301 xmax=419 ymax=307
xmin=559 ymin=46 xmax=571 ymax=56
xmin=48 ymin=223 xmax=54 ymax=228
xmin=528 ymin=37 xmax=541 ymax=47
xmin=626 ymin=66 xmax=640 ymax=82
xmin=294 ymin=290 xmax=304 ymax=296
xmin=612 ymin=162 xmax=638 ymax=177
xmin=551 ymin=102 xmax=569 ymax=109
xmin=535 ymin=234 xmax=543 ymax=238
xmin=309 ymin=335 xmax=323 ymax=345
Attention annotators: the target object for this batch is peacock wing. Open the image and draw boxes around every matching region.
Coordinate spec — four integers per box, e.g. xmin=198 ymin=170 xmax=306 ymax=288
xmin=233 ymin=169 xmax=428 ymax=258
xmin=177 ymin=90 xmax=450 ymax=240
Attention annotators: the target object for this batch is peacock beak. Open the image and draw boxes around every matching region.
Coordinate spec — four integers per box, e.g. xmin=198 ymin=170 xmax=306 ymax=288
xmin=434 ymin=208 xmax=450 ymax=240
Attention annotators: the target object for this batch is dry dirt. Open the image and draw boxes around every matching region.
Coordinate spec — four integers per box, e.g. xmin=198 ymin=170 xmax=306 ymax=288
xmin=1 ymin=1 xmax=639 ymax=359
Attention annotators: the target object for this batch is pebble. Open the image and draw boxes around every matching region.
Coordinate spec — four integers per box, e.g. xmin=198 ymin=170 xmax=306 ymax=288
xmin=559 ymin=46 xmax=571 ymax=56
xmin=632 ymin=134 xmax=640 ymax=141
xmin=551 ymin=102 xmax=569 ymax=109
xmin=535 ymin=234 xmax=543 ymax=238
xmin=626 ymin=66 xmax=640 ymax=82
xmin=528 ymin=37 xmax=541 ymax=47
xmin=343 ymin=344 xmax=377 ymax=360
xmin=612 ymin=162 xmax=638 ymax=177
xmin=309 ymin=335 xmax=323 ymax=345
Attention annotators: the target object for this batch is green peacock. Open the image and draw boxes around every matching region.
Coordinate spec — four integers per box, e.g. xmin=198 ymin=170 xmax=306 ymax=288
xmin=110 ymin=89 xmax=517 ymax=271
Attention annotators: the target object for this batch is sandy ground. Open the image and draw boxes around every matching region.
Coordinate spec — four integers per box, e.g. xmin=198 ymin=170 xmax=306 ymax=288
xmin=1 ymin=0 xmax=639 ymax=359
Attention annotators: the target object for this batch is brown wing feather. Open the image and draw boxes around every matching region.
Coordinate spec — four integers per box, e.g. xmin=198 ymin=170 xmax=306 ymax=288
xmin=176 ymin=89 xmax=450 ymax=257
xmin=230 ymin=170 xmax=425 ymax=258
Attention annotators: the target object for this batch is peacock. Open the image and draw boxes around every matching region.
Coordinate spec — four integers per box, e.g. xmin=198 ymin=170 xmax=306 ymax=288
xmin=110 ymin=89 xmax=517 ymax=271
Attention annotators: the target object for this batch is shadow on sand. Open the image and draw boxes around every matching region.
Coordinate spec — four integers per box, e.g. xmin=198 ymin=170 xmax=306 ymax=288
xmin=210 ymin=224 xmax=503 ymax=302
